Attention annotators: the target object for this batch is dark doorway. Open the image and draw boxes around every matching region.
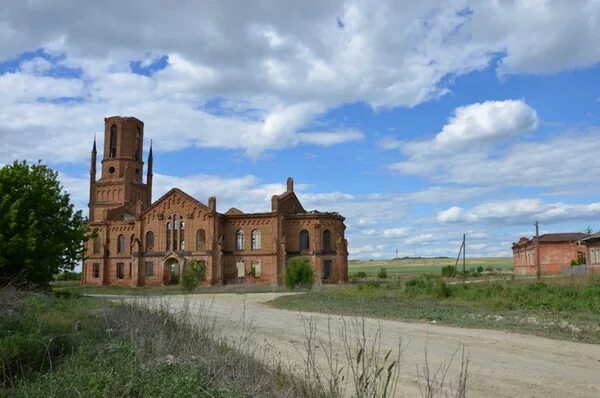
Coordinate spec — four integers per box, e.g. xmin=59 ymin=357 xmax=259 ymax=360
xmin=323 ymin=260 xmax=332 ymax=282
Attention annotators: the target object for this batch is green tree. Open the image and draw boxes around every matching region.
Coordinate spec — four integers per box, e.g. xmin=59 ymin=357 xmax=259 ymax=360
xmin=181 ymin=259 xmax=206 ymax=291
xmin=0 ymin=161 xmax=88 ymax=287
xmin=285 ymin=257 xmax=314 ymax=289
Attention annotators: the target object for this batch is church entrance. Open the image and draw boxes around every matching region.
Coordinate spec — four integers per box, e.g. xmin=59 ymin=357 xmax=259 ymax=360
xmin=323 ymin=260 xmax=332 ymax=283
xmin=165 ymin=258 xmax=181 ymax=285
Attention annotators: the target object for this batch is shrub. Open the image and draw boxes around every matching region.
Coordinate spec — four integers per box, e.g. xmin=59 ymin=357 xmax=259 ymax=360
xmin=441 ymin=265 xmax=456 ymax=277
xmin=477 ymin=266 xmax=484 ymax=273
xmin=285 ymin=257 xmax=314 ymax=289
xmin=377 ymin=267 xmax=388 ymax=279
xmin=180 ymin=260 xmax=206 ymax=291
xmin=354 ymin=271 xmax=367 ymax=278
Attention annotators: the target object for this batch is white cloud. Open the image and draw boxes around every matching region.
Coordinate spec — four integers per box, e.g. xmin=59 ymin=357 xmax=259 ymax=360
xmin=383 ymin=228 xmax=410 ymax=237
xmin=405 ymin=233 xmax=435 ymax=244
xmin=437 ymin=199 xmax=600 ymax=225
xmin=391 ymin=99 xmax=600 ymax=190
xmin=2 ymin=3 xmax=600 ymax=163
xmin=433 ymin=100 xmax=538 ymax=149
xmin=437 ymin=206 xmax=463 ymax=222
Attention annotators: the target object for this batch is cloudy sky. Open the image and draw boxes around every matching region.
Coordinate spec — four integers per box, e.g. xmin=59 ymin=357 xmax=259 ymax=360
xmin=1 ymin=0 xmax=600 ymax=259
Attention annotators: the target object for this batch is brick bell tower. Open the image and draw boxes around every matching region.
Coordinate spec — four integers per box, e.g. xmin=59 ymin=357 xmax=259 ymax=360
xmin=88 ymin=116 xmax=153 ymax=222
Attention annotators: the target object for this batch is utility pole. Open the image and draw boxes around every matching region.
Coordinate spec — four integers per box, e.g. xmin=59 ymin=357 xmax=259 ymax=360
xmin=454 ymin=234 xmax=466 ymax=279
xmin=395 ymin=248 xmax=398 ymax=259
xmin=586 ymin=226 xmax=593 ymax=235
xmin=462 ymin=233 xmax=466 ymax=275
xmin=535 ymin=221 xmax=541 ymax=280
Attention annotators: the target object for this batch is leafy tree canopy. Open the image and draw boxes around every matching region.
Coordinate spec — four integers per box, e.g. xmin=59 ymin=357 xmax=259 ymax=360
xmin=0 ymin=161 xmax=88 ymax=287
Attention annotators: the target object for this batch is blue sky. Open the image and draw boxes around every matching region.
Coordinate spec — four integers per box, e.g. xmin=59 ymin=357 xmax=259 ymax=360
xmin=1 ymin=1 xmax=600 ymax=259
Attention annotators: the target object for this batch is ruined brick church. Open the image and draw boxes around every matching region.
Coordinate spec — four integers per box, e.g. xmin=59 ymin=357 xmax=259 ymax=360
xmin=82 ymin=116 xmax=348 ymax=287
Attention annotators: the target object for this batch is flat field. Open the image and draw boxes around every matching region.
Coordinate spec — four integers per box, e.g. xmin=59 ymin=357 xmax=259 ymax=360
xmin=270 ymin=274 xmax=600 ymax=344
xmin=349 ymin=257 xmax=513 ymax=277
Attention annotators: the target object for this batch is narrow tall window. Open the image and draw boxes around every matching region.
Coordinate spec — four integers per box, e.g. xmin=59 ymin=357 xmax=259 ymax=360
xmin=323 ymin=230 xmax=332 ymax=252
xmin=93 ymin=263 xmax=100 ymax=278
xmin=93 ymin=235 xmax=101 ymax=254
xmin=180 ymin=221 xmax=185 ymax=250
xmin=166 ymin=221 xmax=171 ymax=251
xmin=235 ymin=229 xmax=244 ymax=250
xmin=251 ymin=229 xmax=261 ymax=250
xmin=116 ymin=262 xmax=124 ymax=279
xmin=300 ymin=229 xmax=309 ymax=251
xmin=145 ymin=231 xmax=154 ymax=252
xmin=130 ymin=235 xmax=135 ymax=254
xmin=117 ymin=234 xmax=125 ymax=253
xmin=172 ymin=215 xmax=179 ymax=251
xmin=145 ymin=261 xmax=154 ymax=277
xmin=109 ymin=124 xmax=117 ymax=158
xmin=196 ymin=229 xmax=206 ymax=251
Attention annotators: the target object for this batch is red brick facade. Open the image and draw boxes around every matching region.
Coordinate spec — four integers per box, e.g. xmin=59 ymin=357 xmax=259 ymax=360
xmin=512 ymin=233 xmax=587 ymax=275
xmin=82 ymin=116 xmax=349 ymax=287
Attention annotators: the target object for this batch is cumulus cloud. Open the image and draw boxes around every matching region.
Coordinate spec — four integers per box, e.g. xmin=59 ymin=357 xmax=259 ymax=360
xmin=2 ymin=2 xmax=600 ymax=163
xmin=433 ymin=100 xmax=538 ymax=149
xmin=390 ymin=129 xmax=600 ymax=192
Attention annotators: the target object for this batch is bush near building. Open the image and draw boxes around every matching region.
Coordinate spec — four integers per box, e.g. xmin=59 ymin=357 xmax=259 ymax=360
xmin=285 ymin=257 xmax=314 ymax=288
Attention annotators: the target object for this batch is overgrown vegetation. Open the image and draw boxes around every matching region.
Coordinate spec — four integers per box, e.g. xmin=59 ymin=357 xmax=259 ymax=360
xmin=285 ymin=257 xmax=315 ymax=289
xmin=0 ymin=161 xmax=88 ymax=288
xmin=2 ymin=285 xmax=469 ymax=397
xmin=441 ymin=265 xmax=456 ymax=277
xmin=180 ymin=259 xmax=206 ymax=291
xmin=0 ymin=287 xmax=320 ymax=397
xmin=271 ymin=274 xmax=600 ymax=344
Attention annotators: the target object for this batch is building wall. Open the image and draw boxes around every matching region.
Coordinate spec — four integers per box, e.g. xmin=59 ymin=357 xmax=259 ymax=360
xmin=513 ymin=242 xmax=583 ymax=275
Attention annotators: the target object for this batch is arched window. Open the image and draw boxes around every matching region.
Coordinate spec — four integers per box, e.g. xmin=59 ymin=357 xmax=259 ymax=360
xmin=180 ymin=221 xmax=185 ymax=250
xmin=300 ymin=229 xmax=310 ymax=251
xmin=251 ymin=229 xmax=261 ymax=250
xmin=145 ymin=231 xmax=154 ymax=252
xmin=235 ymin=229 xmax=244 ymax=250
xmin=166 ymin=221 xmax=171 ymax=251
xmin=323 ymin=230 xmax=332 ymax=252
xmin=172 ymin=215 xmax=179 ymax=251
xmin=117 ymin=234 xmax=125 ymax=253
xmin=109 ymin=124 xmax=117 ymax=158
xmin=93 ymin=235 xmax=101 ymax=254
xmin=196 ymin=229 xmax=206 ymax=251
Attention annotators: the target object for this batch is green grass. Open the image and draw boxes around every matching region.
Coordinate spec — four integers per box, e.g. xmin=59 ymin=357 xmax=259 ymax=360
xmin=1 ymin=295 xmax=231 ymax=397
xmin=2 ymin=291 xmax=324 ymax=397
xmin=349 ymin=257 xmax=513 ymax=277
xmin=270 ymin=274 xmax=600 ymax=344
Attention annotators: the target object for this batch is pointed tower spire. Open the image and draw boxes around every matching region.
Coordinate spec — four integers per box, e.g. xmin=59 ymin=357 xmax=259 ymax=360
xmin=88 ymin=135 xmax=97 ymax=219
xmin=146 ymin=139 xmax=153 ymax=204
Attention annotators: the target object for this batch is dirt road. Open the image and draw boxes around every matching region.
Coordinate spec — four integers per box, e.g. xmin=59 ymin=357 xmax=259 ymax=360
xmin=136 ymin=293 xmax=600 ymax=397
